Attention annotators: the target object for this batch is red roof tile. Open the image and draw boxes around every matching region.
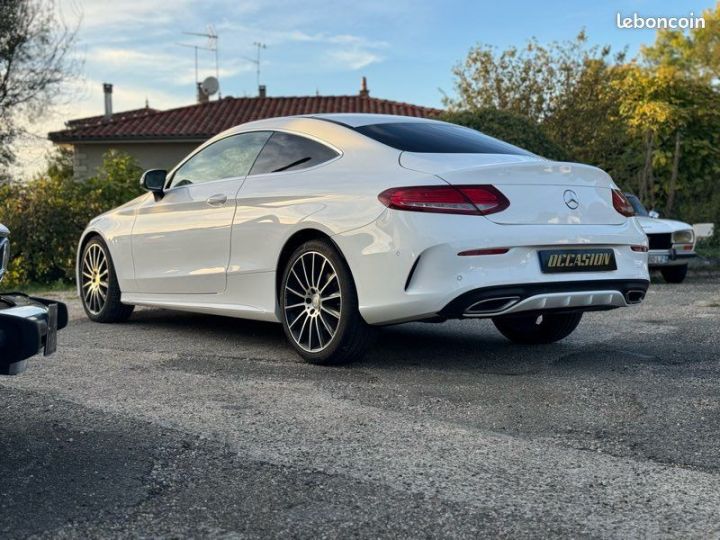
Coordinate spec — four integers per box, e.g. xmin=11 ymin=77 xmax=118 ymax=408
xmin=65 ymin=107 xmax=159 ymax=128
xmin=49 ymin=95 xmax=442 ymax=143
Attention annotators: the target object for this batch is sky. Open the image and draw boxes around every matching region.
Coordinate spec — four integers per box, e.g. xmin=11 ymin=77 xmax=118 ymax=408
xmin=12 ymin=0 xmax=716 ymax=177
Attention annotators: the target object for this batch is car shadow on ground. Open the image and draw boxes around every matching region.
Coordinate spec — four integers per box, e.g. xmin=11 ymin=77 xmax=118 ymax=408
xmin=110 ymin=308 xmax=596 ymax=375
xmin=124 ymin=307 xmax=283 ymax=338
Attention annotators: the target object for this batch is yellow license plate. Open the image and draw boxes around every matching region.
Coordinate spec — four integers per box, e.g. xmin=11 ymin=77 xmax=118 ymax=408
xmin=539 ymin=249 xmax=616 ymax=273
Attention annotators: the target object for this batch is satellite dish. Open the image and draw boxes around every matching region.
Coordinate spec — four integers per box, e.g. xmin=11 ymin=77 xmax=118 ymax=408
xmin=200 ymin=76 xmax=219 ymax=96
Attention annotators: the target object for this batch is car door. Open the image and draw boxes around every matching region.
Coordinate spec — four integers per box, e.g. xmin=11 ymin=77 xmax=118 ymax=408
xmin=131 ymin=131 xmax=271 ymax=294
xmin=230 ymin=131 xmax=341 ymax=277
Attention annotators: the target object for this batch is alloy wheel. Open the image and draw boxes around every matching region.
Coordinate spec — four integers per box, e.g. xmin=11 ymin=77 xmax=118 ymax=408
xmin=284 ymin=251 xmax=342 ymax=352
xmin=82 ymin=243 xmax=109 ymax=315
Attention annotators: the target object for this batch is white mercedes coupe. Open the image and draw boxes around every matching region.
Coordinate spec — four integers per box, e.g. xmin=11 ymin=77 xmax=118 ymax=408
xmin=77 ymin=114 xmax=650 ymax=364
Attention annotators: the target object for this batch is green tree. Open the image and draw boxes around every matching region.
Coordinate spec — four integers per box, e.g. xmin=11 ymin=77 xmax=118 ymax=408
xmin=446 ymin=31 xmax=623 ymax=122
xmin=633 ymin=5 xmax=720 ymax=220
xmin=0 ymin=0 xmax=76 ymax=171
xmin=543 ymin=59 xmax=639 ymax=184
xmin=642 ymin=2 xmax=720 ymax=82
xmin=446 ymin=32 xmax=635 ymax=176
xmin=612 ymin=64 xmax=681 ymax=208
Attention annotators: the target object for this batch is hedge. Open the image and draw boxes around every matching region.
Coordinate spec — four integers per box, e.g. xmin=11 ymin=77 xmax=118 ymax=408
xmin=0 ymin=149 xmax=143 ymax=287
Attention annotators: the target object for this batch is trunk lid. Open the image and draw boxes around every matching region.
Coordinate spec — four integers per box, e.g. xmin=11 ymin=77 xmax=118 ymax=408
xmin=400 ymin=153 xmax=624 ymax=225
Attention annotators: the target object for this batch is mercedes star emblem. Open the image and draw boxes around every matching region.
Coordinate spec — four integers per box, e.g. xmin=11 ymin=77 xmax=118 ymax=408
xmin=563 ymin=189 xmax=579 ymax=210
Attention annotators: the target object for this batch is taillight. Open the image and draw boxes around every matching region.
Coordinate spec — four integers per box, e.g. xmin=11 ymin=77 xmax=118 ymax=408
xmin=378 ymin=185 xmax=509 ymax=216
xmin=612 ymin=189 xmax=634 ymax=217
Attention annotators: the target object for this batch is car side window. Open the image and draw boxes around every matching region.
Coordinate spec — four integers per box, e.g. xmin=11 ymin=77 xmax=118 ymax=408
xmin=249 ymin=132 xmax=339 ymax=176
xmin=171 ymin=131 xmax=272 ymax=188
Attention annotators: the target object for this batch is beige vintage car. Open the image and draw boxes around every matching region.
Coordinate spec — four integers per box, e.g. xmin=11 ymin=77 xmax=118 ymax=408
xmin=625 ymin=194 xmax=697 ymax=284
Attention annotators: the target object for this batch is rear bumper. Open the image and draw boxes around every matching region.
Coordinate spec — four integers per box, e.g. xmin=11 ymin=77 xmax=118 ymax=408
xmin=0 ymin=293 xmax=68 ymax=375
xmin=335 ymin=211 xmax=650 ymax=325
xmin=439 ymin=279 xmax=649 ymax=319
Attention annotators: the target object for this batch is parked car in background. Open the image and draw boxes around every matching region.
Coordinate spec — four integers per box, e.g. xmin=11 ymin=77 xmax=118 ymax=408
xmin=77 ymin=114 xmax=650 ymax=365
xmin=625 ymin=193 xmax=696 ymax=283
xmin=0 ymin=223 xmax=68 ymax=375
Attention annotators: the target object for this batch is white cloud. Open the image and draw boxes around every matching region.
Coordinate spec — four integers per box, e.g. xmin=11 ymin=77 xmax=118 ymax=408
xmin=57 ymin=0 xmax=195 ymax=29
xmin=212 ymin=24 xmax=388 ymax=73
xmin=174 ymin=60 xmax=256 ymax=86
xmin=86 ymin=47 xmax=192 ymax=84
xmin=84 ymin=46 xmax=253 ymax=89
xmin=88 ymin=48 xmax=176 ymax=67
xmin=269 ymin=30 xmax=387 ymax=49
xmin=326 ymin=50 xmax=383 ymax=70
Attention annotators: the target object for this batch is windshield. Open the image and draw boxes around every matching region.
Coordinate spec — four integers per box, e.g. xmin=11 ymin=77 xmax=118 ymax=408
xmin=354 ymin=122 xmax=532 ymax=155
xmin=625 ymin=194 xmax=649 ymax=217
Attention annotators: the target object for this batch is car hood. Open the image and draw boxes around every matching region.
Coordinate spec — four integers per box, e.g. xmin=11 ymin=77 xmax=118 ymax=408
xmin=635 ymin=216 xmax=693 ymax=234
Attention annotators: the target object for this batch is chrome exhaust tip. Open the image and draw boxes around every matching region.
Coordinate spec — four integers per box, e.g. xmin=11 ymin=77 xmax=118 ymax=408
xmin=464 ymin=296 xmax=521 ymax=316
xmin=625 ymin=289 xmax=646 ymax=304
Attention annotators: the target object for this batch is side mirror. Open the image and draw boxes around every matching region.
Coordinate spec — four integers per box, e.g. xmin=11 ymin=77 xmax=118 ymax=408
xmin=648 ymin=210 xmax=660 ymax=219
xmin=140 ymin=169 xmax=167 ymax=198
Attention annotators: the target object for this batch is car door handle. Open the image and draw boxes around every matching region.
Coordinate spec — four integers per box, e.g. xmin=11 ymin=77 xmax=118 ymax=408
xmin=206 ymin=194 xmax=228 ymax=207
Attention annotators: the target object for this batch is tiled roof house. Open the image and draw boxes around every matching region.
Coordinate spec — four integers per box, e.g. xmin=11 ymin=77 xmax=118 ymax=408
xmin=49 ymin=78 xmax=442 ymax=178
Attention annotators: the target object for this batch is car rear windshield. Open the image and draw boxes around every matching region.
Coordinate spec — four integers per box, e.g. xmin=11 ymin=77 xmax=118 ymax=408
xmin=354 ymin=122 xmax=532 ymax=155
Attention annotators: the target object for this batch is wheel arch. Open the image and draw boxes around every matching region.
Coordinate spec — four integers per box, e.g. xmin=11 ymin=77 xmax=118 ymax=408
xmin=75 ymin=229 xmax=107 ymax=297
xmin=274 ymin=228 xmax=353 ymax=306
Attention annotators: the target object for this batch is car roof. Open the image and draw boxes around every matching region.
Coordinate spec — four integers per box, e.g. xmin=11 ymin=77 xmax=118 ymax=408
xmin=235 ymin=113 xmax=444 ymax=130
xmin=309 ymin=113 xmax=443 ymax=128
xmin=176 ymin=114 xmax=416 ymax=173
xmin=211 ymin=114 xmax=448 ymax=145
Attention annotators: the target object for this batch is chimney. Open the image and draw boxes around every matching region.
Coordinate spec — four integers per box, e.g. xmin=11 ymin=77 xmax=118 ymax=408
xmin=359 ymin=76 xmax=369 ymax=97
xmin=197 ymin=82 xmax=209 ymax=104
xmin=258 ymin=85 xmax=267 ymax=98
xmin=103 ymin=83 xmax=113 ymax=120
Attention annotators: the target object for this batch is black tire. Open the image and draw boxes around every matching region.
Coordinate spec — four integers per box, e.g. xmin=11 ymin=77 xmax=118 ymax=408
xmin=280 ymin=240 xmax=374 ymax=364
xmin=80 ymin=237 xmax=134 ymax=323
xmin=660 ymin=264 xmax=688 ymax=284
xmin=492 ymin=311 xmax=583 ymax=344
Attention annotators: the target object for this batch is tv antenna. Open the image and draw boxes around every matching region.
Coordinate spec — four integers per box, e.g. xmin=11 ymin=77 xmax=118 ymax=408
xmin=242 ymin=42 xmax=267 ymax=89
xmin=178 ymin=25 xmax=220 ymax=97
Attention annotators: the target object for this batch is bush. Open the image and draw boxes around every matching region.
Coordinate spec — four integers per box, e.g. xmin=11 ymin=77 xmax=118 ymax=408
xmin=440 ymin=108 xmax=567 ymax=160
xmin=0 ymin=149 xmax=143 ymax=288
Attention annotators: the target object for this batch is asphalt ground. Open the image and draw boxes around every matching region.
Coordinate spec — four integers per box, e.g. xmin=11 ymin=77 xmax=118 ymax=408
xmin=1 ymin=273 xmax=719 ymax=538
